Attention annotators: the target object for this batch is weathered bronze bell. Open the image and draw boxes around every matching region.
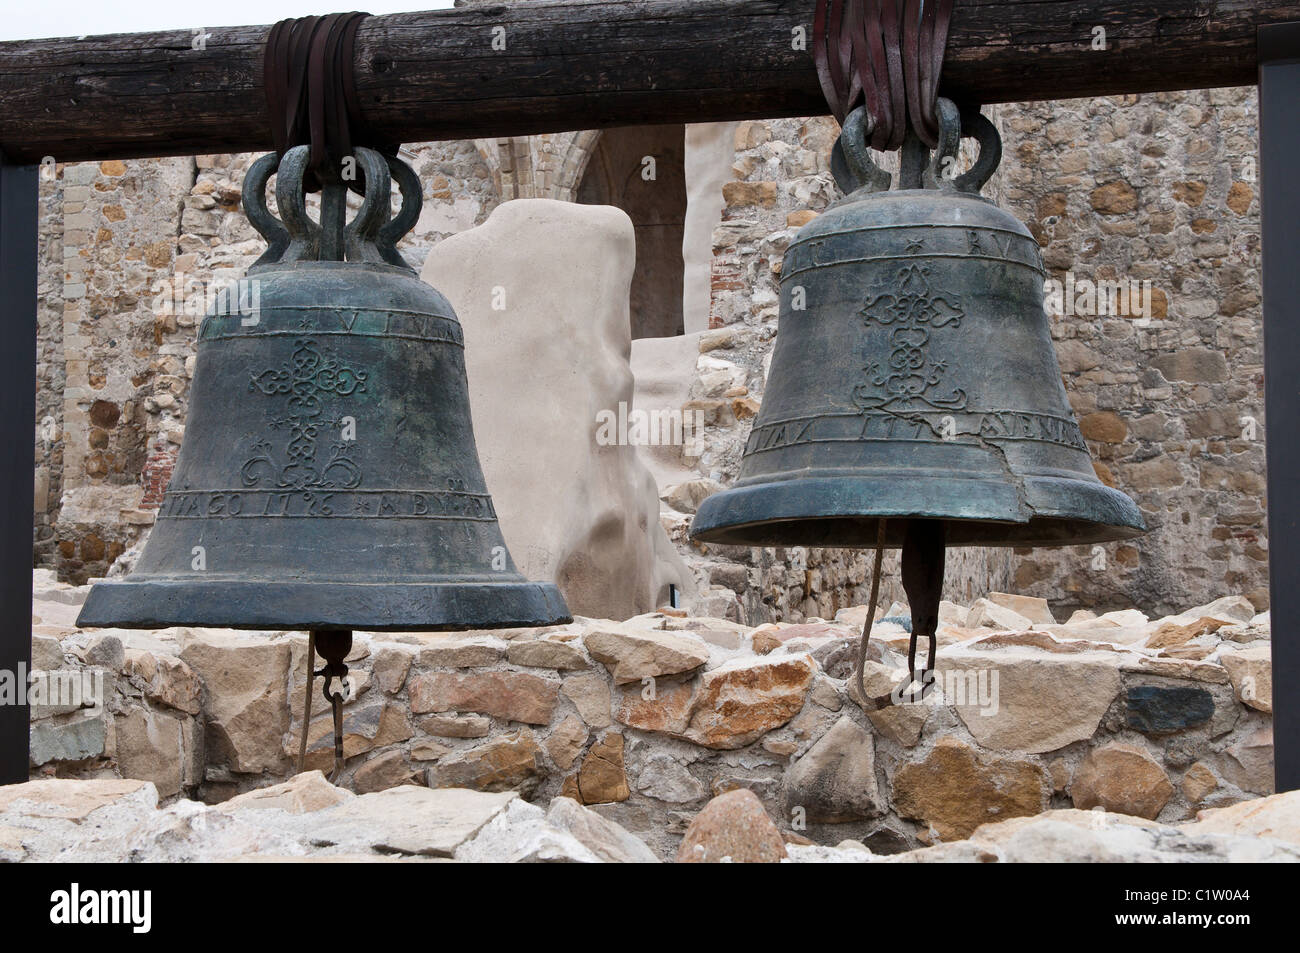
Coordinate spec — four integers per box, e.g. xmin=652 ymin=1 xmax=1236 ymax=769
xmin=79 ymin=146 xmax=570 ymax=631
xmin=692 ymin=102 xmax=1145 ymax=550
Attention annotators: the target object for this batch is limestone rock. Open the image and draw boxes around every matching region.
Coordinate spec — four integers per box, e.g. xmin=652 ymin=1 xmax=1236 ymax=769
xmin=0 ymin=777 xmax=156 ymax=819
xmin=1220 ymin=725 xmax=1274 ymax=795
xmin=416 ymin=638 xmax=505 ymax=669
xmin=1181 ymin=762 xmax=1219 ymax=804
xmin=987 ymin=592 xmax=1055 ymax=625
xmin=942 ymin=649 xmax=1121 ymax=753
xmin=506 ymin=638 xmax=589 ymax=670
xmin=454 ymin=798 xmax=602 ymax=863
xmin=677 ymin=789 xmax=788 ymax=863
xmin=1070 ymin=743 xmax=1174 ymax=819
xmin=582 ymin=627 xmax=709 ymax=685
xmin=615 ymin=679 xmax=695 ymax=735
xmin=682 ymin=654 xmax=815 ymax=749
xmin=896 ymin=808 xmax=1300 ymax=864
xmin=893 ymin=738 xmax=1049 ymax=841
xmin=562 ymin=672 xmax=613 ymax=728
xmin=220 ymin=772 xmax=351 ymax=814
xmin=371 ymin=646 xmax=414 ymax=694
xmin=180 ymin=632 xmax=291 ymax=774
xmin=633 ymin=752 xmax=708 ymax=804
xmin=421 ymin=199 xmax=692 ymax=619
xmin=1145 ymin=616 xmax=1230 ymax=649
xmin=574 ymin=732 xmax=630 ymax=804
xmin=115 ymin=707 xmax=191 ymax=798
xmin=426 ymin=732 xmax=545 ymax=796
xmin=846 ymin=662 xmax=929 ymax=747
xmin=294 ymin=701 xmax=413 ymax=773
xmin=31 ymin=634 xmax=66 ymax=671
xmin=546 ymin=796 xmax=660 ymax=862
xmin=967 ymin=599 xmax=1033 ymax=631
xmin=1182 ymin=595 xmax=1255 ymax=624
xmin=408 ymin=670 xmax=559 ymax=725
xmin=124 ymin=650 xmax=202 ymax=715
xmin=1183 ymin=790 xmax=1300 ymax=845
xmin=83 ymin=634 xmax=125 ymax=671
xmin=309 ymin=786 xmax=517 ymax=857
xmin=783 ymin=716 xmax=883 ymax=822
xmin=410 ymin=740 xmax=451 ymax=761
xmin=353 ymin=750 xmax=421 ymax=794
xmin=1219 ymin=645 xmax=1272 ymax=713
xmin=662 ymin=478 xmax=724 ymax=514
xmin=418 ymin=713 xmax=490 ymax=738
xmin=544 ymin=715 xmax=589 ymax=771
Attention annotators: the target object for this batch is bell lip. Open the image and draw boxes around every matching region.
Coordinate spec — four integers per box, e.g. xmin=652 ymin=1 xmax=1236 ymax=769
xmin=75 ymin=579 xmax=571 ymax=632
xmin=688 ymin=475 xmax=1146 ymax=549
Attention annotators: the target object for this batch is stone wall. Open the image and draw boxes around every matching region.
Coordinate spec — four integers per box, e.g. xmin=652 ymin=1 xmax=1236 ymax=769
xmin=32 ymin=88 xmax=1267 ymax=622
xmin=31 ymin=572 xmax=1273 ymax=859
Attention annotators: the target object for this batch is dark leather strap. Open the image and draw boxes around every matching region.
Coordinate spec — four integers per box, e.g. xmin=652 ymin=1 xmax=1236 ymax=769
xmin=813 ymin=0 xmax=955 ymax=151
xmin=264 ymin=12 xmax=394 ymax=191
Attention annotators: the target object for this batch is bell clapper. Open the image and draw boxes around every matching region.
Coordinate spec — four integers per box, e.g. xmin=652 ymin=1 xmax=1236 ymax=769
xmin=899 ymin=520 xmax=945 ymax=704
xmin=855 ymin=519 xmax=947 ymax=709
xmin=312 ymin=629 xmax=354 ymax=783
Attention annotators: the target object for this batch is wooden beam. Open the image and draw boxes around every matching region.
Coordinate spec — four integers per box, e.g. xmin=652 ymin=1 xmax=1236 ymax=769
xmin=0 ymin=0 xmax=1295 ymax=164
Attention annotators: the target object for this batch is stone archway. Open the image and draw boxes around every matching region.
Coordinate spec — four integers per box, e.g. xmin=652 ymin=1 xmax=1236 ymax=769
xmin=576 ymin=125 xmax=688 ymax=340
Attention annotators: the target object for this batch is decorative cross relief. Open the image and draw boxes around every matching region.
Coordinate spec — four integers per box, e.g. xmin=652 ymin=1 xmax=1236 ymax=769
xmin=853 ymin=263 xmax=969 ymax=413
xmin=242 ymin=339 xmax=367 ymax=490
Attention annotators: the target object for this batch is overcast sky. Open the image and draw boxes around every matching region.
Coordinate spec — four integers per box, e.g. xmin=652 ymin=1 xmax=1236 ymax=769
xmin=3 ymin=1 xmax=455 ymax=42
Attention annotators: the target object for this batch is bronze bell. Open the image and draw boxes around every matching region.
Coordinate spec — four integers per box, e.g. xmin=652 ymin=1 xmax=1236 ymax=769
xmin=690 ymin=101 xmax=1144 ymax=702
xmin=692 ymin=101 xmax=1145 ymax=550
xmin=79 ymin=146 xmax=570 ymax=632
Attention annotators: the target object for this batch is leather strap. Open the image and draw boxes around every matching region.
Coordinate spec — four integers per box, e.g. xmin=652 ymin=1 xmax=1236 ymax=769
xmin=813 ymin=0 xmax=955 ymax=150
xmin=264 ymin=12 xmax=395 ymax=191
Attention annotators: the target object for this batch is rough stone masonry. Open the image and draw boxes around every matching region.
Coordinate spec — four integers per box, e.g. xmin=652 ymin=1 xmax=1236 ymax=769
xmin=30 ymin=570 xmax=1275 ymax=860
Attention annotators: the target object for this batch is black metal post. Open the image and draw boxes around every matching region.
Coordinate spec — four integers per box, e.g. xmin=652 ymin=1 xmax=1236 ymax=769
xmin=1259 ymin=24 xmax=1300 ymax=794
xmin=0 ymin=155 xmax=37 ymax=784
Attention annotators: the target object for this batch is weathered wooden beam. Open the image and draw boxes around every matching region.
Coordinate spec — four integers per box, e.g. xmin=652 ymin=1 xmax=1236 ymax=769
xmin=0 ymin=0 xmax=1294 ymax=164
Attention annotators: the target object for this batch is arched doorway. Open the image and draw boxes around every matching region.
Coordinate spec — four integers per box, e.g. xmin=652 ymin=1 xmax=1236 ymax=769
xmin=577 ymin=125 xmax=688 ymax=339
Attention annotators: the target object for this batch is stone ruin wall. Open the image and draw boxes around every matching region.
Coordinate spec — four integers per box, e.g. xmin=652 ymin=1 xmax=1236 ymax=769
xmin=32 ymin=87 xmax=1266 ymax=624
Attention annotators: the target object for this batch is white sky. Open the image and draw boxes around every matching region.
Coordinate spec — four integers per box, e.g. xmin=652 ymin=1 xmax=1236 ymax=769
xmin=3 ymin=1 xmax=455 ymax=42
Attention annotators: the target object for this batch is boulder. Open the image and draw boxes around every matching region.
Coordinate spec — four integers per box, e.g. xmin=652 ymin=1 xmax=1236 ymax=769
xmin=219 ymin=772 xmax=351 ymax=814
xmin=179 ymin=631 xmax=291 ymax=774
xmin=676 ymin=789 xmax=788 ymax=863
xmin=546 ymin=796 xmax=660 ymax=862
xmin=682 ymin=654 xmax=815 ymax=749
xmin=986 ymin=592 xmax=1055 ymax=625
xmin=1070 ymin=742 xmax=1174 ymax=819
xmin=421 ymin=199 xmax=692 ymax=618
xmin=941 ymin=648 xmax=1121 ymax=753
xmin=572 ymin=732 xmax=630 ymax=804
xmin=1183 ymin=790 xmax=1300 ymax=845
xmin=582 ymin=626 xmax=709 ymax=685
xmin=408 ymin=670 xmax=559 ymax=724
xmin=426 ymin=732 xmax=546 ymax=797
xmin=892 ymin=737 xmax=1049 ymax=841
xmin=1219 ymin=645 xmax=1272 ymax=713
xmin=783 ymin=716 xmax=883 ymax=822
